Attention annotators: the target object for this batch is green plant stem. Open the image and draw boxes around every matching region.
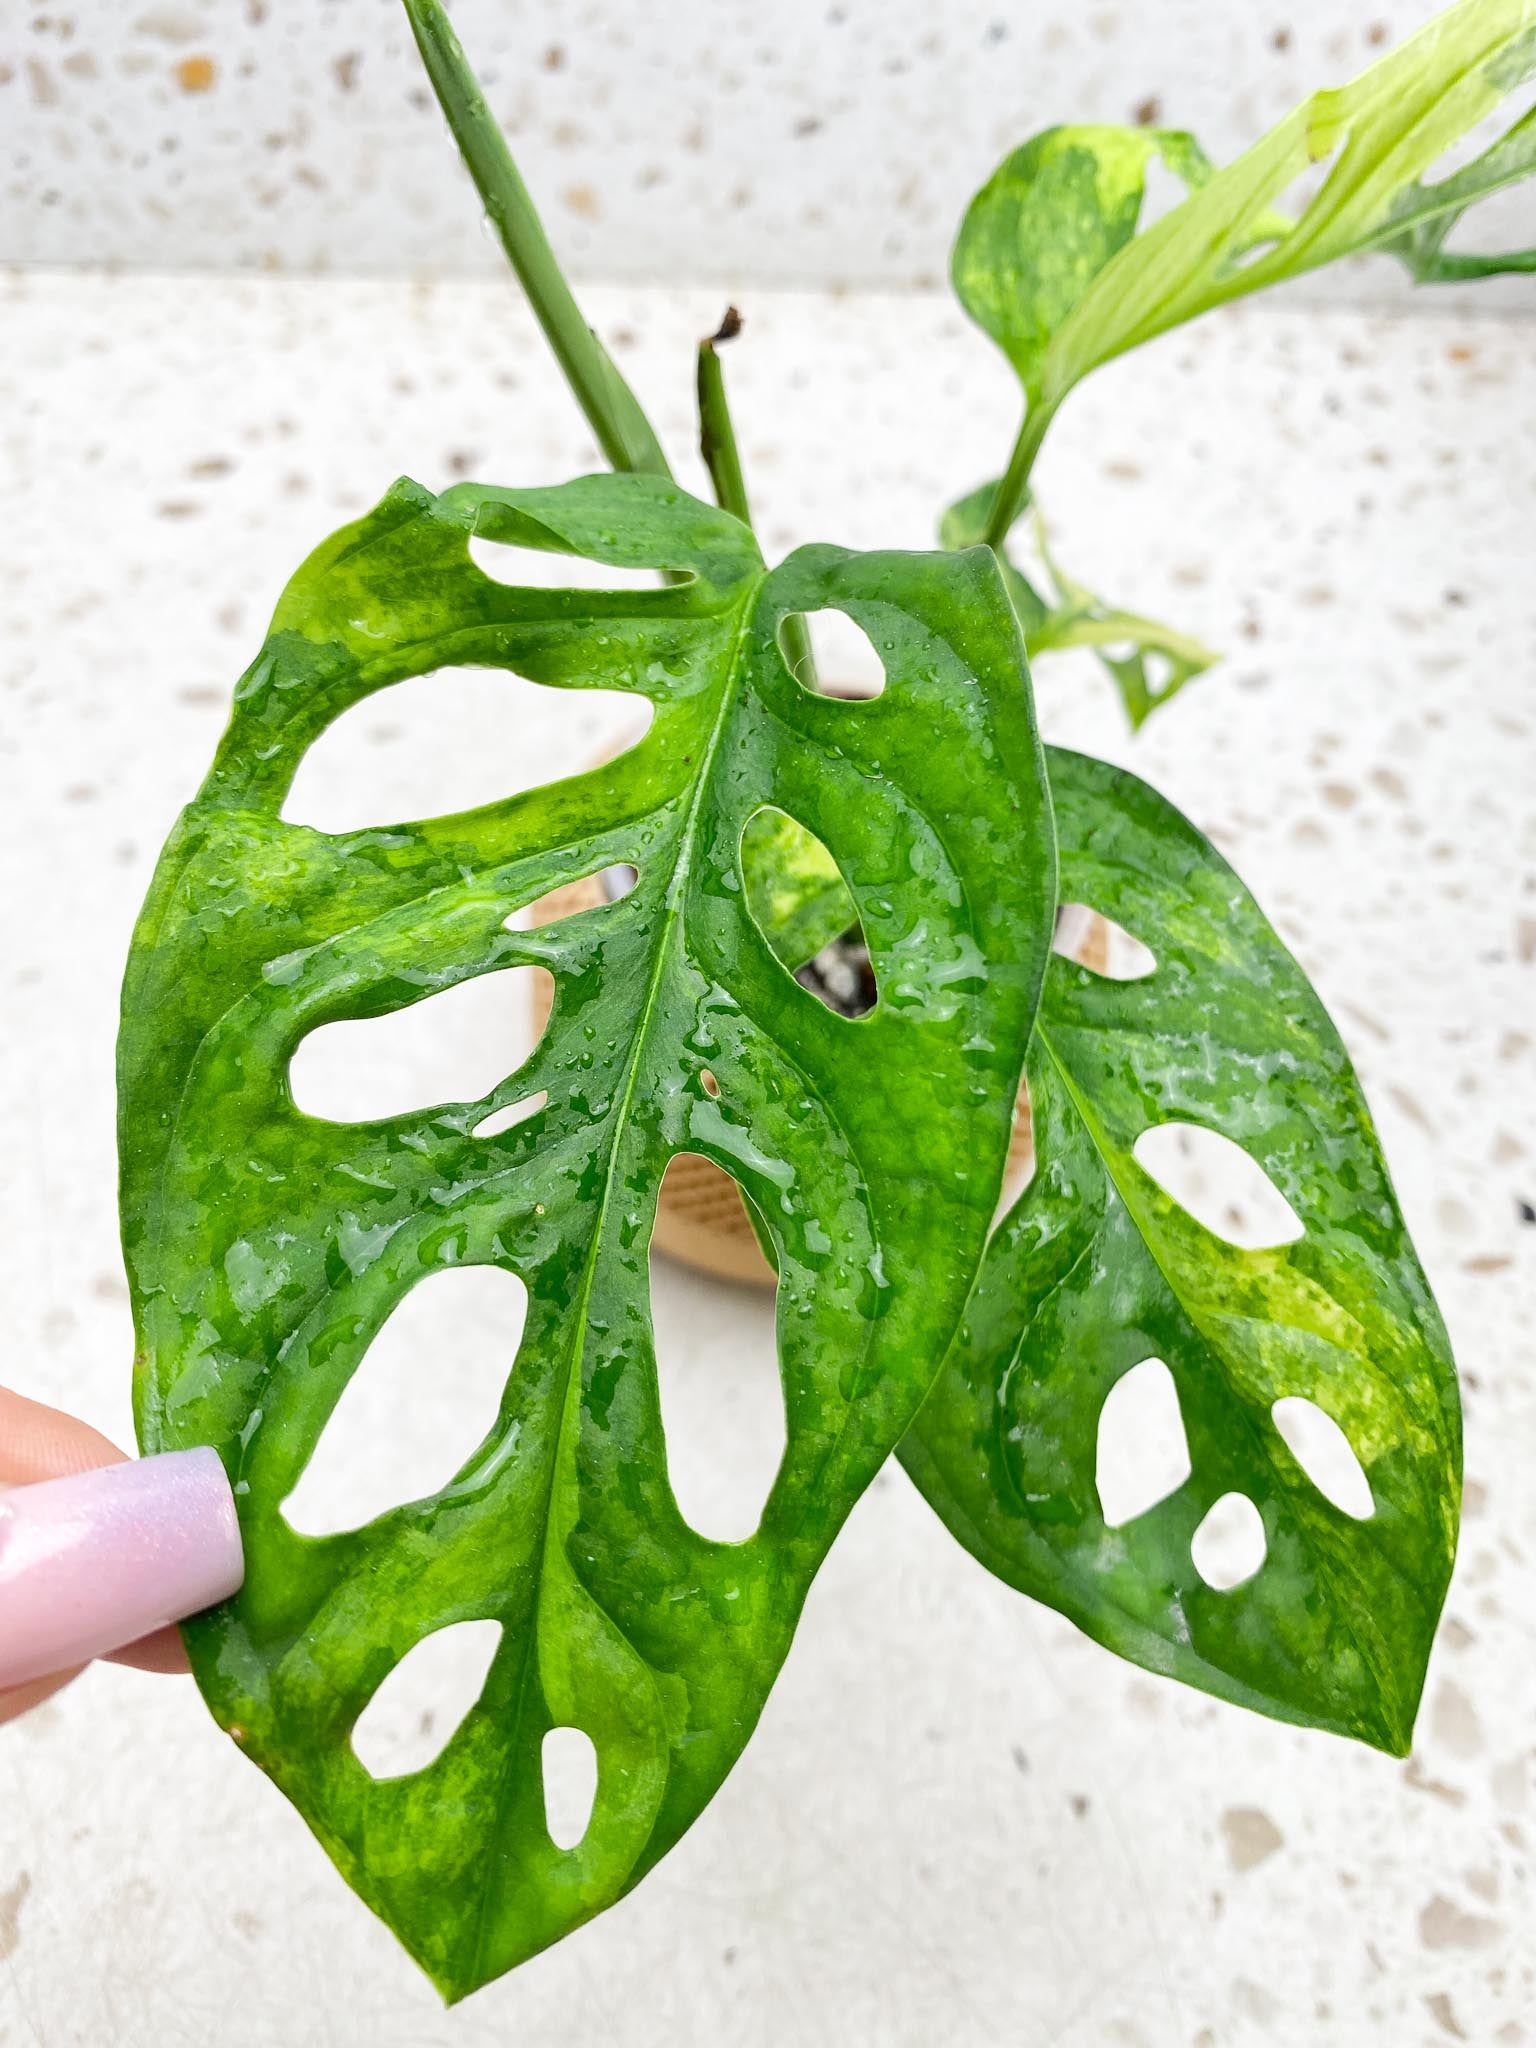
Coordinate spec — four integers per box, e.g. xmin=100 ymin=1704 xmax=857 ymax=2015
xmin=696 ymin=336 xmax=752 ymax=524
xmin=983 ymin=399 xmax=1058 ymax=550
xmin=403 ymin=0 xmax=672 ymax=480
xmin=696 ymin=319 xmax=816 ymax=688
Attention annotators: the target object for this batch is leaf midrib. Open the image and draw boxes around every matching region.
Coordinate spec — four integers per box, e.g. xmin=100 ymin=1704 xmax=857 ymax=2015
xmin=464 ymin=565 xmax=767 ymax=1987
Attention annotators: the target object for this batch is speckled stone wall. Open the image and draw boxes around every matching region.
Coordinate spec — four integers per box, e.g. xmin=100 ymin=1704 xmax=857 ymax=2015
xmin=1 ymin=262 xmax=1533 ymax=2045
xmin=4 ymin=7 xmax=1535 ymax=2039
xmin=5 ymin=0 xmax=1535 ymax=301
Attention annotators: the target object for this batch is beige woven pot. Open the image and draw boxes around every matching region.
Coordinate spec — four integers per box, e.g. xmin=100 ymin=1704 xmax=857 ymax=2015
xmin=527 ymin=869 xmax=1063 ymax=1287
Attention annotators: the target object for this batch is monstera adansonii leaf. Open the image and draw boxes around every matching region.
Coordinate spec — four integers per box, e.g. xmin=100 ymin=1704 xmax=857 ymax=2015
xmin=900 ymin=749 xmax=1460 ymax=1756
xmin=118 ymin=471 xmax=1055 ymax=1998
xmin=946 ymin=128 xmax=1223 ymax=727
xmin=972 ymin=0 xmax=1536 ymax=422
xmin=951 ymin=123 xmax=1216 ymax=403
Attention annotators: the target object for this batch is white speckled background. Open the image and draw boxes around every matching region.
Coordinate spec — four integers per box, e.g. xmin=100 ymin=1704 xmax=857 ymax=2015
xmin=4 ymin=0 xmax=1536 ymax=2035
xmin=1 ymin=257 xmax=1533 ymax=2043
xmin=4 ymin=0 xmax=1535 ymax=305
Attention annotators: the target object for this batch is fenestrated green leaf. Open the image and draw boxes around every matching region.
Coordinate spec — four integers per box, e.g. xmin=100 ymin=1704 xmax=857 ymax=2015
xmin=900 ymin=749 xmax=1460 ymax=1756
xmin=942 ymin=481 xmax=1217 ymax=729
xmin=952 ymin=124 xmax=1213 ymax=400
xmin=120 ymin=471 xmax=1055 ymax=1997
xmin=1377 ymin=101 xmax=1536 ymax=280
xmin=1031 ymin=0 xmax=1536 ymax=415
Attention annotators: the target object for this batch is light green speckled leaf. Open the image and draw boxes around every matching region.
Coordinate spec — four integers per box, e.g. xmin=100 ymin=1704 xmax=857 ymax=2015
xmin=120 ymin=471 xmax=1055 ymax=1997
xmin=901 ymin=749 xmax=1460 ymax=1755
xmin=1031 ymin=0 xmax=1536 ymax=411
xmin=952 ymin=124 xmax=1212 ymax=401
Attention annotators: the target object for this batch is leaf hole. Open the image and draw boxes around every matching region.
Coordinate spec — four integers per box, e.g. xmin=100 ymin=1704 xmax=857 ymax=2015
xmin=993 ymin=1073 xmax=1037 ymax=1222
xmin=352 ymin=1619 xmax=502 ymax=1779
xmin=1133 ymin=1123 xmax=1303 ymax=1249
xmin=700 ymin=1068 xmax=721 ymax=1098
xmin=281 ymin=668 xmax=652 ymax=834
xmin=1095 ymin=1357 xmax=1191 ymax=1528
xmin=1220 ymin=140 xmax=1345 ymax=276
xmin=1053 ymin=902 xmax=1157 ymax=981
xmin=290 ymin=962 xmax=546 ymax=1125
xmin=795 ymin=933 xmax=877 ymax=1019
xmin=1224 ymin=232 xmax=1288 ymax=275
xmin=520 ymin=862 xmax=638 ymax=934
xmin=1271 ymin=1397 xmax=1374 ymax=1520
xmin=777 ymin=606 xmax=887 ymax=699
xmin=541 ymin=1726 xmax=599 ymax=1851
xmin=466 ymin=533 xmax=664 ymax=591
xmin=649 ymin=1160 xmax=786 ymax=1539
xmin=1191 ymin=1492 xmax=1267 ymax=1591
xmin=283 ymin=1264 xmax=527 ymax=1536
xmin=740 ymin=806 xmax=876 ymax=1018
xmin=472 ymin=1089 xmax=548 ymax=1138
xmin=1140 ymin=650 xmax=1178 ymax=695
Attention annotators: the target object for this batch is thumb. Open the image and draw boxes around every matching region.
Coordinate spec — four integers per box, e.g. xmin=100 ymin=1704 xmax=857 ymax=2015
xmin=0 ymin=1388 xmax=242 ymax=1709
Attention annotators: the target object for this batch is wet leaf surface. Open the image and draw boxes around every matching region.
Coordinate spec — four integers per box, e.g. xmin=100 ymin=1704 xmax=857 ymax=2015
xmin=901 ymin=749 xmax=1460 ymax=1754
xmin=120 ymin=471 xmax=1054 ymax=1997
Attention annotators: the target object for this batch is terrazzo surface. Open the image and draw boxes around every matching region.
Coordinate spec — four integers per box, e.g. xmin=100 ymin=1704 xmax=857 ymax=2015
xmin=5 ymin=0 xmax=1535 ymax=307
xmin=1 ymin=266 xmax=1533 ymax=2045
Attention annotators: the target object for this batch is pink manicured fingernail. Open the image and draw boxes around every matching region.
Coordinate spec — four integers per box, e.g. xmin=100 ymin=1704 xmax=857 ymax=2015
xmin=0 ymin=1448 xmax=244 ymax=1691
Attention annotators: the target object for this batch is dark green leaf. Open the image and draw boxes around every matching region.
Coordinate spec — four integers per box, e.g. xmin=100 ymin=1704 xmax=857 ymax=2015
xmin=901 ymin=749 xmax=1460 ymax=1756
xmin=120 ymin=471 xmax=1055 ymax=1997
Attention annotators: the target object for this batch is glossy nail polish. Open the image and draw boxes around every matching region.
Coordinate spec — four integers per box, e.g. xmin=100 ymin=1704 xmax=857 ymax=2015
xmin=0 ymin=1448 xmax=243 ymax=1692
